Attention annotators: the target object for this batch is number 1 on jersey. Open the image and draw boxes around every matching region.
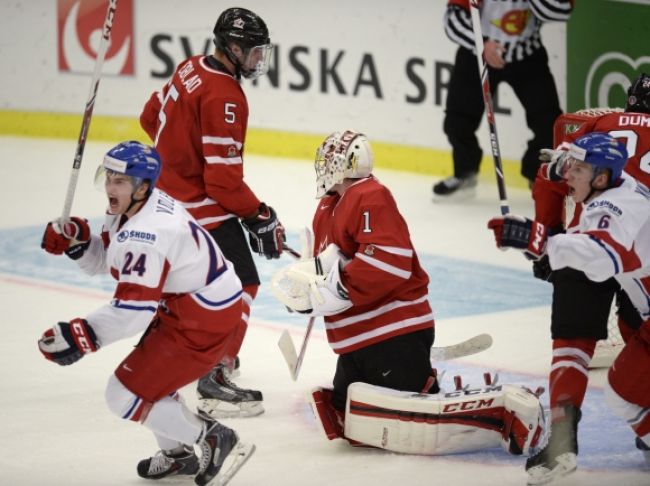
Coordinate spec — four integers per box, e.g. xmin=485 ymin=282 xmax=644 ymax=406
xmin=362 ymin=210 xmax=372 ymax=233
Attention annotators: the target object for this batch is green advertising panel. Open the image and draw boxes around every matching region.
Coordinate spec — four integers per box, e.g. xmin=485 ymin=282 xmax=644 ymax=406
xmin=567 ymin=0 xmax=650 ymax=111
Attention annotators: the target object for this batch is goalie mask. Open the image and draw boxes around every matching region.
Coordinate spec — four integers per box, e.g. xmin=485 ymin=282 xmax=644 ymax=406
xmin=213 ymin=7 xmax=272 ymax=80
xmin=625 ymin=72 xmax=650 ymax=114
xmin=315 ymin=130 xmax=374 ymax=198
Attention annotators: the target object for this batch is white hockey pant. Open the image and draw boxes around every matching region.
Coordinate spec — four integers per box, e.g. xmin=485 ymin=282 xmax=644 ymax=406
xmin=344 ymin=382 xmax=544 ymax=455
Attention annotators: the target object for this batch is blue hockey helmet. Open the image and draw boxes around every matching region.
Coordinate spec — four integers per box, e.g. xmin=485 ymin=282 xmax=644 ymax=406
xmin=99 ymin=141 xmax=162 ymax=195
xmin=567 ymin=132 xmax=628 ymax=185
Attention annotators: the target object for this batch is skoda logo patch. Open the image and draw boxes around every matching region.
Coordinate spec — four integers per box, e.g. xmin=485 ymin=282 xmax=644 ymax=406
xmin=117 ymin=230 xmax=129 ymax=242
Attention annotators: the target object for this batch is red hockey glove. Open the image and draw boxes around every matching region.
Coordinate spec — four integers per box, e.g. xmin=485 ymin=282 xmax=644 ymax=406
xmin=38 ymin=318 xmax=99 ymax=366
xmin=539 ymin=149 xmax=569 ymax=182
xmin=487 ymin=215 xmax=548 ymax=260
xmin=41 ymin=217 xmax=91 ymax=260
xmin=241 ymin=203 xmax=286 ymax=259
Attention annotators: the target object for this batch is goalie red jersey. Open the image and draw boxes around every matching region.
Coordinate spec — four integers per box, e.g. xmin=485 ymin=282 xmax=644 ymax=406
xmin=140 ymin=55 xmax=261 ymax=229
xmin=534 ymin=110 xmax=650 ymax=229
xmin=312 ymin=177 xmax=434 ymax=354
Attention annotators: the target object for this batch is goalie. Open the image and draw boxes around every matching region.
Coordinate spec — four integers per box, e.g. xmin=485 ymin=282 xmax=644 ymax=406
xmin=272 ymin=130 xmax=544 ymax=456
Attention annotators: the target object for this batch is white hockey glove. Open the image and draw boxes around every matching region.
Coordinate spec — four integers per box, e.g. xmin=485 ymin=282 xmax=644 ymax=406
xmin=271 ymin=243 xmax=352 ymax=316
xmin=288 ymin=242 xmax=344 ymax=279
xmin=539 ymin=148 xmax=569 ymax=182
xmin=299 ymin=262 xmax=353 ymax=316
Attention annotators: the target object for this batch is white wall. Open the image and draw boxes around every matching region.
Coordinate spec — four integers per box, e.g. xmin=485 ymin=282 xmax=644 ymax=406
xmin=0 ymin=0 xmax=566 ymax=159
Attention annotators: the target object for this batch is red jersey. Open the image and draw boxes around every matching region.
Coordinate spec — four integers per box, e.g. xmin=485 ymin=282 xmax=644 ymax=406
xmin=534 ymin=111 xmax=650 ymax=229
xmin=312 ymin=177 xmax=434 ymax=354
xmin=140 ymin=55 xmax=260 ymax=230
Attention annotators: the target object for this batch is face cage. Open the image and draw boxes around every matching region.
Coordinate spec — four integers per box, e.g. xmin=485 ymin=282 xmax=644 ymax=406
xmin=239 ymin=44 xmax=273 ymax=79
xmin=315 ymin=151 xmax=348 ymax=198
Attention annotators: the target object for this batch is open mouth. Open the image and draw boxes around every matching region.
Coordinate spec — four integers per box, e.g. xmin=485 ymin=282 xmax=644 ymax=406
xmin=108 ymin=196 xmax=119 ymax=212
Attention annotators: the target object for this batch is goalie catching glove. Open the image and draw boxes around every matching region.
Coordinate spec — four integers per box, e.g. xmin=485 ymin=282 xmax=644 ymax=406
xmin=41 ymin=217 xmax=91 ymax=260
xmin=241 ymin=203 xmax=285 ymax=259
xmin=38 ymin=318 xmax=99 ymax=366
xmin=487 ymin=215 xmax=548 ymax=260
xmin=271 ymin=243 xmax=353 ymax=316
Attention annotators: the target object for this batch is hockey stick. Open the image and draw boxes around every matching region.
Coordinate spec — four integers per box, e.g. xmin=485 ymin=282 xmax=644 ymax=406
xmin=469 ymin=0 xmax=510 ymax=215
xmin=430 ymin=333 xmax=492 ymax=361
xmin=278 ymin=331 xmax=493 ymax=381
xmin=277 ymin=242 xmax=316 ymax=381
xmin=277 ymin=320 xmax=315 ymax=381
xmin=60 ymin=0 xmax=119 ymax=229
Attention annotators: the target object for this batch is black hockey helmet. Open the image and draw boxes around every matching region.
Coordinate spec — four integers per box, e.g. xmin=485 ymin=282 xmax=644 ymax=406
xmin=625 ymin=72 xmax=650 ymax=114
xmin=213 ymin=7 xmax=271 ymax=79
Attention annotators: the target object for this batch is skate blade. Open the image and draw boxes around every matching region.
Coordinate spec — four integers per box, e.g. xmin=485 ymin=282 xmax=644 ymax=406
xmin=205 ymin=442 xmax=256 ymax=486
xmin=197 ymin=399 xmax=264 ymax=419
xmin=526 ymin=454 xmax=577 ymax=485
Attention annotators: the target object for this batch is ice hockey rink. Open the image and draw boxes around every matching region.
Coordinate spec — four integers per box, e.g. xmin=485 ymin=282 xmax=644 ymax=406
xmin=0 ymin=136 xmax=647 ymax=486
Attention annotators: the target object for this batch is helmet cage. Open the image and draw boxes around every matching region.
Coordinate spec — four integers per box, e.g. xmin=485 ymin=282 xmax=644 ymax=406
xmin=315 ymin=130 xmax=374 ymax=198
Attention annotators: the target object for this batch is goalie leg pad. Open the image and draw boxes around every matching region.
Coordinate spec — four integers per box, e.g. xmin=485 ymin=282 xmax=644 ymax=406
xmin=344 ymin=382 xmax=544 ymax=455
xmin=308 ymin=387 xmax=345 ymax=440
xmin=501 ymin=384 xmax=545 ymax=455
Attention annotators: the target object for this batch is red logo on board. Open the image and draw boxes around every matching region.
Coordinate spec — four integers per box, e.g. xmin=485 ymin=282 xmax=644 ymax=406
xmin=57 ymin=0 xmax=134 ymax=75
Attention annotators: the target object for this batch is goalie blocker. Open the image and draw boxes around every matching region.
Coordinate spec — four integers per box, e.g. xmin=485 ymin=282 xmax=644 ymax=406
xmin=310 ymin=382 xmax=544 ymax=456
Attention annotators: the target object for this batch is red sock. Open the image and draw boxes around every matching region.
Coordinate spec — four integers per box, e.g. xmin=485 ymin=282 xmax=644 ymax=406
xmin=549 ymin=338 xmax=596 ymax=421
xmin=223 ymin=284 xmax=258 ymax=361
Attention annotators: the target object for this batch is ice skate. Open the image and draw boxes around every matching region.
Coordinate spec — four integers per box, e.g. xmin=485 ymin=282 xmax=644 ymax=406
xmin=636 ymin=436 xmax=650 ymax=466
xmin=432 ymin=173 xmax=477 ymax=201
xmin=195 ymin=421 xmax=255 ymax=486
xmin=525 ymin=405 xmax=580 ymax=485
xmin=137 ymin=445 xmax=199 ymax=480
xmin=197 ymin=364 xmax=263 ymax=419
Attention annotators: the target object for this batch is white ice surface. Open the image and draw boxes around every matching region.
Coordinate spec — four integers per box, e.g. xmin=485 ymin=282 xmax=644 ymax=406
xmin=0 ymin=137 xmax=647 ymax=486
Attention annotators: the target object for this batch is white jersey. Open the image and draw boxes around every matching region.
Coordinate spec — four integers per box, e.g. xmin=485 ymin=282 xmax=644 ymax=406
xmin=547 ymin=175 xmax=650 ymax=318
xmin=77 ymin=188 xmax=243 ymax=346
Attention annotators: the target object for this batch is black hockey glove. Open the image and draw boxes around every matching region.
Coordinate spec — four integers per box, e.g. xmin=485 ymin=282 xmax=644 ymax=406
xmin=487 ymin=215 xmax=548 ymax=261
xmin=241 ymin=203 xmax=286 ymax=259
xmin=38 ymin=318 xmax=99 ymax=366
xmin=532 ymin=254 xmax=553 ymax=282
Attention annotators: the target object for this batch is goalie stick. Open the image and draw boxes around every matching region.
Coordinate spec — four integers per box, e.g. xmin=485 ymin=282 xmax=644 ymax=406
xmin=469 ymin=0 xmax=510 ymax=215
xmin=430 ymin=333 xmax=492 ymax=361
xmin=277 ymin=242 xmax=316 ymax=381
xmin=61 ymin=0 xmax=119 ymax=231
xmin=279 ymin=331 xmax=493 ymax=381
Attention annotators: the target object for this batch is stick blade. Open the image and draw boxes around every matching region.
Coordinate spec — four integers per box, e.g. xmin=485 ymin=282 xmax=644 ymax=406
xmin=430 ymin=333 xmax=493 ymax=361
xmin=277 ymin=330 xmax=299 ymax=381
